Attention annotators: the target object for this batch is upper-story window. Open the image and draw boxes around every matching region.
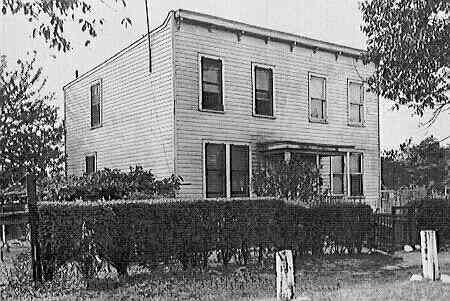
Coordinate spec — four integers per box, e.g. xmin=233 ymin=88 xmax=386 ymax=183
xmin=252 ymin=63 xmax=274 ymax=117
xmin=309 ymin=73 xmax=327 ymax=122
xmin=348 ymin=80 xmax=365 ymax=125
xmin=199 ymin=55 xmax=223 ymax=112
xmin=90 ymin=80 xmax=102 ymax=128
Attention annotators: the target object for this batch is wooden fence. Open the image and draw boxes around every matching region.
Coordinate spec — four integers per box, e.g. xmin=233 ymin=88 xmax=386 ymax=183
xmin=373 ymin=205 xmax=450 ymax=253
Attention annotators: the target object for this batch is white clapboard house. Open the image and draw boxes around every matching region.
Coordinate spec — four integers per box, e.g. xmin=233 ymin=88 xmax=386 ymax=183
xmin=64 ymin=10 xmax=381 ymax=208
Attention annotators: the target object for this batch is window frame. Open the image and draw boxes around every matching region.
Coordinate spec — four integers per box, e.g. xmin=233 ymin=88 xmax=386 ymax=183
xmin=85 ymin=152 xmax=97 ymax=175
xmin=347 ymin=79 xmax=365 ymax=127
xmin=330 ymin=155 xmax=346 ymax=196
xmin=198 ymin=53 xmax=225 ymax=113
xmin=252 ymin=62 xmax=276 ymax=118
xmin=349 ymin=152 xmax=364 ymax=196
xmin=90 ymin=79 xmax=103 ymax=129
xmin=308 ymin=72 xmax=328 ymax=123
xmin=202 ymin=141 xmax=252 ymax=199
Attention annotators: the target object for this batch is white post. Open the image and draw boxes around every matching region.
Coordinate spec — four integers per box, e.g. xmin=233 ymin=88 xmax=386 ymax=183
xmin=346 ymin=152 xmax=351 ymax=198
xmin=421 ymin=230 xmax=439 ymax=280
xmin=284 ymin=151 xmax=291 ymax=162
xmin=276 ymin=250 xmax=294 ymax=300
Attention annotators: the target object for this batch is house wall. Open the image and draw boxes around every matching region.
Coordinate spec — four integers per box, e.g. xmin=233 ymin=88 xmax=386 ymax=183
xmin=64 ymin=15 xmax=175 ymax=178
xmin=173 ymin=21 xmax=380 ymax=207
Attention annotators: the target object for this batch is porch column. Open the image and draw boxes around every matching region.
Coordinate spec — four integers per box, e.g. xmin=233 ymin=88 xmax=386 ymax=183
xmin=346 ymin=152 xmax=351 ymax=197
xmin=284 ymin=151 xmax=291 ymax=162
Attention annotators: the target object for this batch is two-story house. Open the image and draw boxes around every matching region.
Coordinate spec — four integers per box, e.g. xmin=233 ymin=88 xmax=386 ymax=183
xmin=64 ymin=9 xmax=381 ymax=208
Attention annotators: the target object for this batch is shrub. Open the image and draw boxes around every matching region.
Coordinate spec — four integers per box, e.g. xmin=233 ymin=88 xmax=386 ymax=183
xmin=38 ymin=166 xmax=182 ymax=202
xmin=408 ymin=198 xmax=450 ymax=247
xmin=37 ymin=198 xmax=373 ymax=281
xmin=252 ymin=159 xmax=321 ymax=205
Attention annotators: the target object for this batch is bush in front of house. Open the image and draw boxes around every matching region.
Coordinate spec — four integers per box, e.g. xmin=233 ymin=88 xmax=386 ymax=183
xmin=252 ymin=158 xmax=321 ymax=205
xmin=37 ymin=198 xmax=373 ymax=281
xmin=38 ymin=166 xmax=183 ymax=202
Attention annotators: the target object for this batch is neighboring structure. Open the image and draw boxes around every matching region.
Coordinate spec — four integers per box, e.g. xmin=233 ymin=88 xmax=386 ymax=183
xmin=64 ymin=10 xmax=381 ymax=208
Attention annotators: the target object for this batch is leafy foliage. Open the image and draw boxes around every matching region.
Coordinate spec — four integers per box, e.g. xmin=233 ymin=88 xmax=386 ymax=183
xmin=1 ymin=0 xmax=131 ymax=52
xmin=382 ymin=136 xmax=448 ymax=192
xmin=361 ymin=0 xmax=449 ymax=123
xmin=38 ymin=199 xmax=373 ymax=281
xmin=252 ymin=158 xmax=321 ymax=204
xmin=0 ymin=53 xmax=64 ymax=189
xmin=38 ymin=166 xmax=183 ymax=202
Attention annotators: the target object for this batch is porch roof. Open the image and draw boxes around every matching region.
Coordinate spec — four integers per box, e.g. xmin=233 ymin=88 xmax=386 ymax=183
xmin=258 ymin=141 xmax=356 ymax=155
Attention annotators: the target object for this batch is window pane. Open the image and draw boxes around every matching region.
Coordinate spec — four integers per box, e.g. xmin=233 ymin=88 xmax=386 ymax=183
xmin=206 ymin=143 xmax=226 ymax=198
xmin=310 ymin=98 xmax=323 ymax=119
xmin=206 ymin=171 xmax=226 ymax=198
xmin=350 ymin=174 xmax=363 ymax=196
xmin=350 ymin=154 xmax=362 ymax=173
xmin=85 ymin=156 xmax=95 ymax=174
xmin=201 ymin=57 xmax=222 ymax=111
xmin=255 ymin=99 xmax=273 ymax=116
xmin=202 ymin=58 xmax=221 ymax=84
xmin=349 ymin=82 xmax=362 ymax=104
xmin=91 ymin=84 xmax=100 ymax=105
xmin=91 ymin=104 xmax=100 ymax=127
xmin=254 ymin=67 xmax=273 ymax=116
xmin=203 ymin=83 xmax=220 ymax=94
xmin=202 ymin=92 xmax=223 ymax=111
xmin=310 ymin=76 xmax=325 ymax=99
xmin=255 ymin=67 xmax=271 ymax=91
xmin=231 ymin=145 xmax=249 ymax=197
xmin=349 ymin=104 xmax=360 ymax=123
xmin=333 ymin=174 xmax=344 ymax=194
xmin=359 ymin=105 xmax=364 ymax=122
xmin=331 ymin=156 xmax=344 ymax=173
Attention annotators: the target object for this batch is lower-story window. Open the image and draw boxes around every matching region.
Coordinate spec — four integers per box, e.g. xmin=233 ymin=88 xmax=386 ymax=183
xmin=205 ymin=143 xmax=226 ymax=197
xmin=350 ymin=153 xmax=363 ymax=196
xmin=205 ymin=142 xmax=250 ymax=198
xmin=85 ymin=153 xmax=97 ymax=174
xmin=231 ymin=145 xmax=250 ymax=197
xmin=330 ymin=153 xmax=364 ymax=196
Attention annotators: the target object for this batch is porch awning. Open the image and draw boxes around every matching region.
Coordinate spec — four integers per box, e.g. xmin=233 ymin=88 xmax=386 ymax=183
xmin=258 ymin=140 xmax=355 ymax=155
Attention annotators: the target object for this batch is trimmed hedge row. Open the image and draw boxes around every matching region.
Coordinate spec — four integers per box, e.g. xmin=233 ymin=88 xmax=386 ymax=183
xmin=408 ymin=198 xmax=450 ymax=246
xmin=38 ymin=199 xmax=373 ymax=280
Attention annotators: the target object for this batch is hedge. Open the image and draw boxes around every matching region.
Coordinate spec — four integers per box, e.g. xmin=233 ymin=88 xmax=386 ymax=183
xmin=37 ymin=166 xmax=183 ymax=202
xmin=407 ymin=198 xmax=450 ymax=247
xmin=38 ymin=199 xmax=373 ymax=280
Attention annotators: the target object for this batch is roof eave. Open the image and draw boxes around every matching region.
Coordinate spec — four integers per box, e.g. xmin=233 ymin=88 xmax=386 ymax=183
xmin=176 ymin=9 xmax=365 ymax=59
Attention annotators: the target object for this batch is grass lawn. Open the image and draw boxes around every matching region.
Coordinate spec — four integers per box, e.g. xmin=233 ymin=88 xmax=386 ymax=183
xmin=1 ymin=251 xmax=443 ymax=301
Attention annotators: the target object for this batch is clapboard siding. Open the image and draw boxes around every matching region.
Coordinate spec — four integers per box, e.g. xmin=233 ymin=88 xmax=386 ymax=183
xmin=174 ymin=22 xmax=380 ymax=207
xmin=64 ymin=16 xmax=175 ymax=178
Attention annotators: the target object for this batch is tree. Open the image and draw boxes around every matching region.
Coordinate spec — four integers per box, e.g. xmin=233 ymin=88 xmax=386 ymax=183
xmin=1 ymin=0 xmax=132 ymax=52
xmin=361 ymin=0 xmax=449 ymax=124
xmin=0 ymin=53 xmax=64 ymax=188
xmin=382 ymin=136 xmax=448 ymax=194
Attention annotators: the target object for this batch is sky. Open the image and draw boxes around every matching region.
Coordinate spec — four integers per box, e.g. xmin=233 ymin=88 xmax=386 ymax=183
xmin=1 ymin=0 xmax=448 ymax=150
